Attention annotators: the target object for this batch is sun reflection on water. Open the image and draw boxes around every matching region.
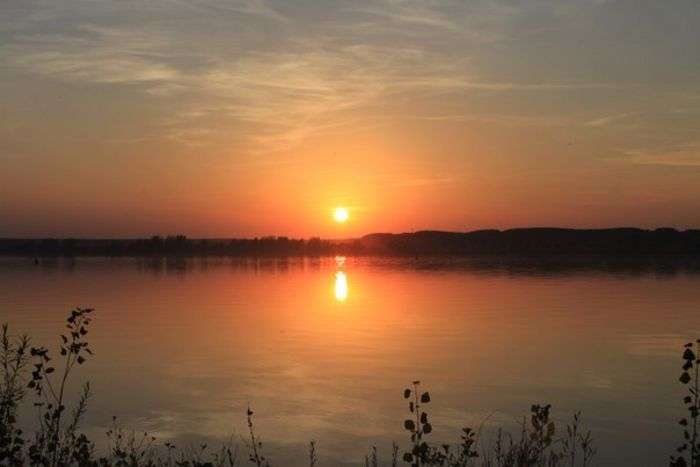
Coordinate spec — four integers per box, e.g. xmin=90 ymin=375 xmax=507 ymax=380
xmin=334 ymin=256 xmax=348 ymax=302
xmin=334 ymin=271 xmax=348 ymax=302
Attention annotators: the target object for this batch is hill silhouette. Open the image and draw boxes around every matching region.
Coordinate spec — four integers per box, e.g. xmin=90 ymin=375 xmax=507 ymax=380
xmin=1 ymin=228 xmax=700 ymax=257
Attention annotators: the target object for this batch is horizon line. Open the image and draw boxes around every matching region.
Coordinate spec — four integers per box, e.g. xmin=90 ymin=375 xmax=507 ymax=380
xmin=1 ymin=226 xmax=697 ymax=241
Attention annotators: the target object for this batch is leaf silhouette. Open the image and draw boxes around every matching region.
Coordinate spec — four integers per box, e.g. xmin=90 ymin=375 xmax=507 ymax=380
xmin=680 ymin=372 xmax=692 ymax=384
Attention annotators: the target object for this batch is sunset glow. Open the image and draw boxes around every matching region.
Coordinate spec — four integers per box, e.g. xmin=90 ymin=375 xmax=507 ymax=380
xmin=2 ymin=1 xmax=699 ymax=466
xmin=1 ymin=1 xmax=697 ymax=238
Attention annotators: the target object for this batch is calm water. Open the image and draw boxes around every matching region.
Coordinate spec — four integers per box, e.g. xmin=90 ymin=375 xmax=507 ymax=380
xmin=2 ymin=256 xmax=700 ymax=466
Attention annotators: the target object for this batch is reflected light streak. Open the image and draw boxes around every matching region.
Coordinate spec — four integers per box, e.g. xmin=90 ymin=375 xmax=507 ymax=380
xmin=334 ymin=271 xmax=348 ymax=302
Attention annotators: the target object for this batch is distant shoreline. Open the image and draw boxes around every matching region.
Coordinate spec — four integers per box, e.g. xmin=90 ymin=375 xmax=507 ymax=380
xmin=1 ymin=227 xmax=700 ymax=257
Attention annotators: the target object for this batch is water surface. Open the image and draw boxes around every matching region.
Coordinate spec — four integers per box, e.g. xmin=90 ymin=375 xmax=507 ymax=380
xmin=1 ymin=256 xmax=699 ymax=466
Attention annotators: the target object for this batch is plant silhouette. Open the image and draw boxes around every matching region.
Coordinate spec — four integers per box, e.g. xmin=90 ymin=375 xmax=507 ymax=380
xmin=671 ymin=340 xmax=700 ymax=467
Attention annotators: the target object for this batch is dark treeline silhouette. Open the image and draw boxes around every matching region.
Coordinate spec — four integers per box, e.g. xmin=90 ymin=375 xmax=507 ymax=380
xmin=2 ymin=228 xmax=700 ymax=257
xmin=0 ymin=235 xmax=338 ymax=257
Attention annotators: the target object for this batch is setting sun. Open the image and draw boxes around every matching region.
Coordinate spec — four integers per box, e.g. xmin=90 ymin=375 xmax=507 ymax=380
xmin=333 ymin=207 xmax=349 ymax=223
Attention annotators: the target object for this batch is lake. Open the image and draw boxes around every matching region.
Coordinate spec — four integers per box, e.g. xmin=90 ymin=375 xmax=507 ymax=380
xmin=2 ymin=256 xmax=699 ymax=466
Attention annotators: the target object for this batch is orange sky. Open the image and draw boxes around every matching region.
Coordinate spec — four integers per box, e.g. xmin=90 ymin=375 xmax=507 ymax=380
xmin=1 ymin=0 xmax=699 ymax=237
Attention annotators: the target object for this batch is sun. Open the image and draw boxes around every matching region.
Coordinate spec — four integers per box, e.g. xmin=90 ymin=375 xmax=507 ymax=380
xmin=333 ymin=207 xmax=349 ymax=223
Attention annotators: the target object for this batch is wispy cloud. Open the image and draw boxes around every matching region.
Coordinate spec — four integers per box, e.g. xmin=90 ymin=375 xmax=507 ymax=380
xmin=0 ymin=0 xmax=682 ymax=154
xmin=586 ymin=112 xmax=638 ymax=127
xmin=2 ymin=20 xmax=619 ymax=150
xmin=196 ymin=44 xmax=466 ymax=118
xmin=405 ymin=113 xmax=572 ymax=127
xmin=338 ymin=0 xmax=520 ymax=43
xmin=624 ymin=143 xmax=700 ymax=167
xmin=182 ymin=0 xmax=287 ymax=22
xmin=348 ymin=0 xmax=457 ymax=31
xmin=2 ymin=25 xmax=181 ymax=92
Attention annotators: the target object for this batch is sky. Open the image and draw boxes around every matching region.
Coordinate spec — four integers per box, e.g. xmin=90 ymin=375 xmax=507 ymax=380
xmin=1 ymin=0 xmax=699 ymax=238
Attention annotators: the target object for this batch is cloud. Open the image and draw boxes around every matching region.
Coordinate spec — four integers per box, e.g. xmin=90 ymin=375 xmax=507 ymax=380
xmin=147 ymin=42 xmax=476 ymax=150
xmin=338 ymin=0 xmax=522 ymax=43
xmin=0 ymin=14 xmax=624 ymax=153
xmin=2 ymin=25 xmax=181 ymax=91
xmin=406 ymin=113 xmax=571 ymax=127
xmin=0 ymin=0 xmax=662 ymax=153
xmin=197 ymin=44 xmax=455 ymax=118
xmin=169 ymin=42 xmax=618 ymax=148
xmin=585 ymin=112 xmax=638 ymax=127
xmin=184 ymin=0 xmax=287 ymax=22
xmin=624 ymin=143 xmax=700 ymax=167
xmin=348 ymin=1 xmax=457 ymax=31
